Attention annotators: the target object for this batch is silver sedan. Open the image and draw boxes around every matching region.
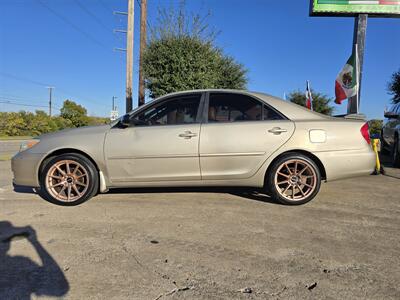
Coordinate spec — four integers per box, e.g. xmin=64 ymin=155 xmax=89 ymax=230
xmin=11 ymin=90 xmax=375 ymax=206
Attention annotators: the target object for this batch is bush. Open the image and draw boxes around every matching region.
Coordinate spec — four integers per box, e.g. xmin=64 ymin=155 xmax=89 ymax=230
xmin=143 ymin=3 xmax=247 ymax=98
xmin=0 ymin=100 xmax=110 ymax=137
xmin=368 ymin=119 xmax=383 ymax=135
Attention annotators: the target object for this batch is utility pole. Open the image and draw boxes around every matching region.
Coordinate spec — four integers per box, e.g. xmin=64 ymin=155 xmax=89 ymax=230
xmin=126 ymin=0 xmax=134 ymax=113
xmin=138 ymin=0 xmax=147 ymax=107
xmin=113 ymin=0 xmax=134 ymax=113
xmin=112 ymin=96 xmax=117 ymax=110
xmin=348 ymin=14 xmax=368 ymax=114
xmin=46 ymin=86 xmax=54 ymax=117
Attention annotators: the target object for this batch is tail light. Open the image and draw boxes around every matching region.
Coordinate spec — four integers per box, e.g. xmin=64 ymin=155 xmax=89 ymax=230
xmin=360 ymin=122 xmax=370 ymax=145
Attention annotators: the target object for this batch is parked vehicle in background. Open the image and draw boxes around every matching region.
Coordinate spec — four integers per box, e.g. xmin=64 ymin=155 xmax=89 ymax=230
xmin=11 ymin=90 xmax=375 ymax=206
xmin=381 ymin=103 xmax=400 ymax=167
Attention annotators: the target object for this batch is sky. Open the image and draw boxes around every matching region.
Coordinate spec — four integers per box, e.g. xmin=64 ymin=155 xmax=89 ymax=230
xmin=0 ymin=0 xmax=399 ymax=119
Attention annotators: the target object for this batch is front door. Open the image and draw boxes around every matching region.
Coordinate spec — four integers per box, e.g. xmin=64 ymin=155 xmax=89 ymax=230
xmin=200 ymin=92 xmax=295 ymax=180
xmin=104 ymin=93 xmax=203 ymax=183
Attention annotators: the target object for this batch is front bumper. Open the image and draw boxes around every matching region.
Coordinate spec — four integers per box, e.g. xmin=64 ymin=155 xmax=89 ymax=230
xmin=11 ymin=151 xmax=45 ymax=187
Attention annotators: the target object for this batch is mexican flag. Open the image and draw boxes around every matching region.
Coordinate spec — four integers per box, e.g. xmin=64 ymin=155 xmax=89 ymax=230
xmin=335 ymin=50 xmax=359 ymax=105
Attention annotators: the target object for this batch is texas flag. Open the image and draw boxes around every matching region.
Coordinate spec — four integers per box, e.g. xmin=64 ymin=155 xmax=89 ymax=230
xmin=305 ymin=81 xmax=313 ymax=110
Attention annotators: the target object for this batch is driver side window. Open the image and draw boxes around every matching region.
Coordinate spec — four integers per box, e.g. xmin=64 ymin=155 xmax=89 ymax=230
xmin=134 ymin=94 xmax=201 ymax=126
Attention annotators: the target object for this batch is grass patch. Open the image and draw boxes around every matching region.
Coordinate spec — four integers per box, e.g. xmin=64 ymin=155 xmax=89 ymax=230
xmin=0 ymin=136 xmax=33 ymax=141
xmin=0 ymin=153 xmax=13 ymax=161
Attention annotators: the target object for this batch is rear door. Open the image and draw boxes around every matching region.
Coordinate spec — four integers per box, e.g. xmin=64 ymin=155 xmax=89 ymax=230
xmin=199 ymin=92 xmax=295 ymax=180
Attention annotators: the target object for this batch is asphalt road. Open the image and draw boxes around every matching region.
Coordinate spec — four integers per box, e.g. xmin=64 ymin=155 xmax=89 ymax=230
xmin=0 ymin=140 xmax=22 ymax=156
xmin=1 ymin=155 xmax=400 ymax=299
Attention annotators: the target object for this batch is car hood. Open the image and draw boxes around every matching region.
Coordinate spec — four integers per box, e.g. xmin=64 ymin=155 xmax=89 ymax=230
xmin=38 ymin=125 xmax=111 ymax=140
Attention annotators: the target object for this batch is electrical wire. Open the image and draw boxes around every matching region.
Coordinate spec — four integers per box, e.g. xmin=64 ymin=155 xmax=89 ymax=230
xmin=36 ymin=0 xmax=109 ymax=49
xmin=73 ymin=0 xmax=115 ymax=36
xmin=98 ymin=0 xmax=114 ymax=12
xmin=0 ymin=72 xmax=109 ymax=110
xmin=0 ymin=100 xmax=61 ymax=111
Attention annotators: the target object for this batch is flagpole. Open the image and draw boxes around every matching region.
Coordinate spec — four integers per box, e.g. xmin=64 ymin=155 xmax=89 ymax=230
xmin=355 ymin=43 xmax=359 ymax=114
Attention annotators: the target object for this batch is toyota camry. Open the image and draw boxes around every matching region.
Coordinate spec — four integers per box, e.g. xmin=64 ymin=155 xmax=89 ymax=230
xmin=11 ymin=90 xmax=375 ymax=206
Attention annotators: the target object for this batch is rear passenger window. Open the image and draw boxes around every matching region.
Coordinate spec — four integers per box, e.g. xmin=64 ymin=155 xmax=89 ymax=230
xmin=263 ymin=105 xmax=283 ymax=121
xmin=208 ymin=93 xmax=262 ymax=122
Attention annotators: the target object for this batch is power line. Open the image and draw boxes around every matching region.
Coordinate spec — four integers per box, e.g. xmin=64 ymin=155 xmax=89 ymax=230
xmin=0 ymin=95 xmax=24 ymax=101
xmin=0 ymin=96 xmax=61 ymax=112
xmin=0 ymin=72 xmax=109 ymax=110
xmin=98 ymin=0 xmax=114 ymax=12
xmin=0 ymin=71 xmax=51 ymax=87
xmin=0 ymin=96 xmax=48 ymax=105
xmin=73 ymin=0 xmax=114 ymax=35
xmin=0 ymin=100 xmax=61 ymax=111
xmin=36 ymin=0 xmax=108 ymax=49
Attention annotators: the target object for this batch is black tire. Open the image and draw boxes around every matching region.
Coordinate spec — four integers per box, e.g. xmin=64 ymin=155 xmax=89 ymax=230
xmin=380 ymin=131 xmax=390 ymax=155
xmin=393 ymin=136 xmax=400 ymax=168
xmin=266 ymin=153 xmax=321 ymax=205
xmin=39 ymin=153 xmax=99 ymax=206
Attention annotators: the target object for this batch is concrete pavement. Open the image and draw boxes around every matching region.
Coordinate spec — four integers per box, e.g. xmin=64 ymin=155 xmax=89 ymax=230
xmin=0 ymin=159 xmax=399 ymax=299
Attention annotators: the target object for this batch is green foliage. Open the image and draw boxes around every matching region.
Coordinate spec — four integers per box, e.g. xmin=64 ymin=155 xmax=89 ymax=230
xmin=0 ymin=100 xmax=109 ymax=137
xmin=143 ymin=2 xmax=247 ymax=99
xmin=0 ymin=112 xmax=26 ymax=136
xmin=150 ymin=0 xmax=218 ymax=43
xmin=388 ymin=69 xmax=400 ymax=104
xmin=60 ymin=100 xmax=89 ymax=127
xmin=368 ymin=119 xmax=383 ymax=135
xmin=287 ymin=90 xmax=334 ymax=116
xmin=87 ymin=116 xmax=110 ymax=126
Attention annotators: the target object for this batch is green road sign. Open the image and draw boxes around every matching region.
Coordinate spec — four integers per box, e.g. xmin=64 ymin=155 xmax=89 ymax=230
xmin=311 ymin=0 xmax=400 ymax=17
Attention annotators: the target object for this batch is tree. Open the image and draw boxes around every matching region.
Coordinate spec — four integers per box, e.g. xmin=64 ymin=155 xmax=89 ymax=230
xmin=287 ymin=90 xmax=334 ymax=116
xmin=0 ymin=112 xmax=25 ymax=136
xmin=143 ymin=2 xmax=247 ymax=98
xmin=388 ymin=69 xmax=400 ymax=104
xmin=60 ymin=100 xmax=89 ymax=127
xmin=368 ymin=119 xmax=383 ymax=136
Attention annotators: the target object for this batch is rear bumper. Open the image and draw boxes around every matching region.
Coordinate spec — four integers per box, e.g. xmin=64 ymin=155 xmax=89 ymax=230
xmin=314 ymin=148 xmax=376 ymax=181
xmin=11 ymin=151 xmax=44 ymax=187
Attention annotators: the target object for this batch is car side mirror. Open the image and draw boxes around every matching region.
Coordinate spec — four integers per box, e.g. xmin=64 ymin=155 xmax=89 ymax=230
xmin=119 ymin=114 xmax=131 ymax=127
xmin=119 ymin=114 xmax=147 ymax=128
xmin=384 ymin=111 xmax=399 ymax=119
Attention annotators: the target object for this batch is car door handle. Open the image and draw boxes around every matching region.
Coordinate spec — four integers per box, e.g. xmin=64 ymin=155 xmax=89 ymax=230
xmin=178 ymin=131 xmax=198 ymax=139
xmin=268 ymin=127 xmax=287 ymax=135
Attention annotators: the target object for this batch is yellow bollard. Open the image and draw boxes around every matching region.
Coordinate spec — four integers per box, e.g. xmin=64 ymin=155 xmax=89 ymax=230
xmin=372 ymin=139 xmax=381 ymax=175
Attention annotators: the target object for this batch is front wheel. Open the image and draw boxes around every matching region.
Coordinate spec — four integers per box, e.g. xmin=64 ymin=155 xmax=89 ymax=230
xmin=266 ymin=153 xmax=321 ymax=205
xmin=39 ymin=153 xmax=99 ymax=206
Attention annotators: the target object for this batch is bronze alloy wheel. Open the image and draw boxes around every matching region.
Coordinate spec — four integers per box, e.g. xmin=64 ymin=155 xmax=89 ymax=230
xmin=45 ymin=160 xmax=90 ymax=202
xmin=274 ymin=159 xmax=317 ymax=202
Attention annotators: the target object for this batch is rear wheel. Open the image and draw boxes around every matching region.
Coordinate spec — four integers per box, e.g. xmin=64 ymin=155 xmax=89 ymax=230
xmin=39 ymin=153 xmax=99 ymax=206
xmin=266 ymin=153 xmax=321 ymax=205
